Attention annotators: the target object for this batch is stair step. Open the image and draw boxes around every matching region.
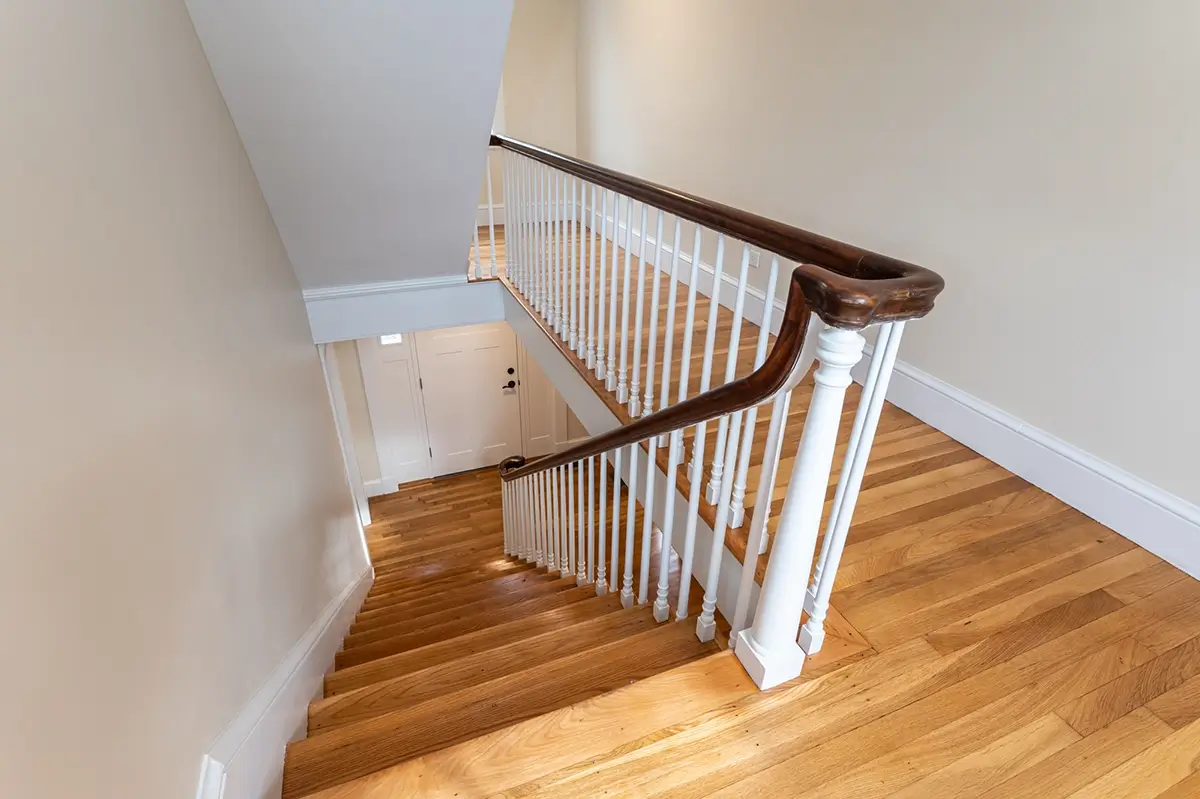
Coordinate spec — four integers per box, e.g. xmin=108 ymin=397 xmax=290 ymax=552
xmin=334 ymin=587 xmax=595 ymax=668
xmin=370 ymin=536 xmax=505 ymax=571
xmin=348 ymin=575 xmax=578 ymax=637
xmin=283 ymin=619 xmax=718 ymax=798
xmin=372 ymin=544 xmax=505 ymax=580
xmin=355 ymin=565 xmax=557 ymax=617
xmin=325 ymin=593 xmax=623 ymax=696
xmin=296 ymin=652 xmax=751 ymax=799
xmin=310 ymin=604 xmax=663 ymax=733
xmin=364 ymin=552 xmax=524 ymax=596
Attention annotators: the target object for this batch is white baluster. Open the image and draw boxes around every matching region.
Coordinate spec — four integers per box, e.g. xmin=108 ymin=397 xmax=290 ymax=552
xmin=621 ymin=442 xmax=638 ymax=608
xmin=587 ymin=455 xmax=596 ymax=583
xmin=536 ymin=469 xmax=548 ymax=568
xmin=502 ymin=480 xmax=510 ymax=556
xmin=653 ymin=427 xmax=682 ymax=622
xmin=801 ymin=322 xmax=905 ymax=653
xmin=696 ymin=406 xmax=744 ymax=641
xmin=471 ymin=220 xmax=482 ymax=280
xmin=560 ymin=464 xmax=571 ymax=574
xmin=556 ymin=173 xmax=565 ymax=336
xmin=597 ymin=451 xmax=609 ymax=595
xmin=605 ymin=195 xmax=621 ymax=391
xmin=549 ymin=467 xmax=561 ymax=573
xmin=536 ymin=164 xmax=547 ymax=317
xmin=610 ymin=447 xmax=622 ymax=593
xmin=587 ymin=185 xmax=598 ymax=370
xmin=735 ymin=326 xmax=865 ymax=689
xmin=502 ymin=152 xmax=513 ymax=283
xmin=639 ymin=435 xmax=657 ymax=605
xmin=629 ymin=204 xmax=648 ymax=415
xmin=675 ymin=234 xmax=726 ymax=621
xmin=596 ymin=189 xmax=608 ymax=381
xmin=655 ymin=219 xmax=683 ymax=445
xmin=643 ymin=210 xmax=664 ymax=419
xmin=730 ymin=256 xmax=781 ymax=528
xmin=484 ymin=150 xmax=497 ymax=278
xmin=704 ymin=246 xmax=752 ymax=505
xmin=616 ymin=199 xmax=634 ymax=404
xmin=577 ymin=458 xmax=587 ymax=583
xmin=525 ymin=476 xmax=536 ymax=564
xmin=568 ymin=178 xmax=578 ymax=351
xmin=567 ymin=461 xmax=577 ymax=578
xmin=575 ymin=180 xmax=585 ymax=358
xmin=727 ymin=389 xmax=790 ymax=640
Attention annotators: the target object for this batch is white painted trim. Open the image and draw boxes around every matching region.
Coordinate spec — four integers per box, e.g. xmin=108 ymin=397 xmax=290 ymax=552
xmin=319 ymin=344 xmax=372 ymax=528
xmin=864 ymin=354 xmax=1200 ymax=578
xmin=194 ymin=568 xmax=373 ymax=799
xmin=363 ymin=478 xmax=398 ymax=498
xmin=591 ymin=208 xmax=787 ymax=335
xmin=302 ymin=274 xmax=466 ymax=302
xmin=475 ymin=203 xmax=506 ymax=227
xmin=305 ymin=279 xmax=505 ymax=344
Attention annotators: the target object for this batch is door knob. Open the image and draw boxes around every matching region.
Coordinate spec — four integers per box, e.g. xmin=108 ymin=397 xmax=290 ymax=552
xmin=502 ymin=380 xmax=516 ymax=390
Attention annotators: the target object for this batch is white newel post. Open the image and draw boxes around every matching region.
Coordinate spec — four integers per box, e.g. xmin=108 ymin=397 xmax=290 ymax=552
xmin=800 ymin=322 xmax=905 ymax=653
xmin=734 ymin=326 xmax=865 ymax=690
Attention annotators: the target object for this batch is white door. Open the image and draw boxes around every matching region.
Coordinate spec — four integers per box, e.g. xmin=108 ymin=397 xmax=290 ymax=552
xmin=415 ymin=322 xmax=523 ymax=475
xmin=357 ymin=334 xmax=432 ymax=489
xmin=517 ymin=342 xmax=556 ymax=458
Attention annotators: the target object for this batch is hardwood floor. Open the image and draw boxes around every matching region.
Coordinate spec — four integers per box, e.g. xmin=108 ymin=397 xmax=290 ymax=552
xmin=274 ymin=223 xmax=1200 ymax=798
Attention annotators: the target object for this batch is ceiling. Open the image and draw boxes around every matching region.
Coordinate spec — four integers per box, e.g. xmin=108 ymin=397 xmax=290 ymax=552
xmin=186 ymin=0 xmax=514 ymax=290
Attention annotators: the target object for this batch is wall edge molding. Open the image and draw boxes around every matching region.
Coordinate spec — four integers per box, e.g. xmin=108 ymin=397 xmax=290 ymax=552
xmin=194 ymin=568 xmax=373 ymax=799
xmin=868 ymin=351 xmax=1200 ymax=578
xmin=303 ymin=274 xmax=467 ymax=302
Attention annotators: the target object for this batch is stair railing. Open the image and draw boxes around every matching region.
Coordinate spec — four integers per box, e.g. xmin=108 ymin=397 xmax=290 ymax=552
xmin=486 ymin=133 xmax=944 ymax=689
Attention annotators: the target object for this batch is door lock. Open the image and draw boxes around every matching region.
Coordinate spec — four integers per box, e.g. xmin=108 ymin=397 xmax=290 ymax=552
xmin=502 ymin=380 xmax=516 ymax=390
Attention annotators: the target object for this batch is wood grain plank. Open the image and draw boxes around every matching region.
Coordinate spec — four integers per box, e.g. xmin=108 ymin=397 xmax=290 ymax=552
xmin=1062 ymin=715 xmax=1200 ymax=798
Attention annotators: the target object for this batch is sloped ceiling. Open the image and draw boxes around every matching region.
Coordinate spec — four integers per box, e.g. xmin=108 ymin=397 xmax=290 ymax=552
xmin=186 ymin=0 xmax=513 ymax=289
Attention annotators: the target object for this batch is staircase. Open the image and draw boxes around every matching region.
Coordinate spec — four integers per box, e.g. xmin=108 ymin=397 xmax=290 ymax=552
xmin=281 ymin=469 xmax=725 ymax=799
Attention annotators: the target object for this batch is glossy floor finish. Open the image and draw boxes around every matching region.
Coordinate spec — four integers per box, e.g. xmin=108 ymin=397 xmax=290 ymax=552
xmin=307 ymin=224 xmax=1200 ymax=797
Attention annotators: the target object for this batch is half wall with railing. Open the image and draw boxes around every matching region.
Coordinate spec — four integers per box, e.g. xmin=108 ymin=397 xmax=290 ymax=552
xmin=480 ymin=134 xmax=944 ymax=689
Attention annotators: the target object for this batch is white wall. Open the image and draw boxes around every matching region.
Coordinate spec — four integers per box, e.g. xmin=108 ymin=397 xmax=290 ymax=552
xmin=333 ymin=340 xmax=382 ymax=484
xmin=503 ymin=0 xmax=579 ymax=155
xmin=0 ymin=3 xmax=368 ymax=797
xmin=186 ymin=0 xmax=514 ymax=289
xmin=576 ymin=0 xmax=1200 ymax=507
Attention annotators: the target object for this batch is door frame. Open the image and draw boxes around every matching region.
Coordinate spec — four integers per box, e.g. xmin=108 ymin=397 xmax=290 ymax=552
xmin=357 ymin=333 xmax=434 ymax=490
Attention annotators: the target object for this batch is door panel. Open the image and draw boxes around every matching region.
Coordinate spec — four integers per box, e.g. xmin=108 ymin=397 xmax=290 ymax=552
xmin=357 ymin=334 xmax=431 ymax=489
xmin=517 ymin=342 xmax=556 ymax=458
xmin=415 ymin=322 xmax=522 ymax=476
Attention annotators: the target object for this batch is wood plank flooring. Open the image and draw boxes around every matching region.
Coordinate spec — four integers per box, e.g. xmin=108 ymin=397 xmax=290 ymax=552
xmin=267 ymin=224 xmax=1200 ymax=797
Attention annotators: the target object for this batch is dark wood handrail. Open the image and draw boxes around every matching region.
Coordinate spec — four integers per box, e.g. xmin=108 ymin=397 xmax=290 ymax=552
xmin=490 ymin=133 xmax=945 ymax=328
xmin=500 ymin=271 xmax=816 ymax=482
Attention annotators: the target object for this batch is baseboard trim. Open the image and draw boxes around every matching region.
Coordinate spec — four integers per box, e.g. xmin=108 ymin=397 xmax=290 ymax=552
xmin=869 ymin=354 xmax=1200 ymax=578
xmin=194 ymin=568 xmax=373 ymax=799
xmin=362 ymin=478 xmax=393 ymax=498
xmin=475 ymin=204 xmax=506 ymax=227
xmin=302 ymin=274 xmax=466 ymax=302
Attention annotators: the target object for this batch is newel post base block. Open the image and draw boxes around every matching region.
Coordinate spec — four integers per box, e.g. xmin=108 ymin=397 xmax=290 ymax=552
xmin=735 ymin=629 xmax=807 ymax=690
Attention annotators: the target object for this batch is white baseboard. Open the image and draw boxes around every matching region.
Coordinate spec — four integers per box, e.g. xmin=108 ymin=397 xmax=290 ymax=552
xmin=304 ymin=276 xmax=504 ymax=344
xmin=362 ymin=478 xmax=392 ymax=498
xmin=194 ymin=568 xmax=373 ymax=799
xmin=475 ymin=204 xmax=506 ymax=228
xmin=868 ymin=355 xmax=1200 ymax=578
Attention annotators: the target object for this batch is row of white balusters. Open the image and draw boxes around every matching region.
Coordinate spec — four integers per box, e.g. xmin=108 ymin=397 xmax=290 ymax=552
xmin=496 ymin=148 xmax=788 ymax=624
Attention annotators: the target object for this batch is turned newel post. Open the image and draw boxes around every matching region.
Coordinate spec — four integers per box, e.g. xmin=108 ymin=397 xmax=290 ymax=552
xmin=735 ymin=326 xmax=865 ymax=689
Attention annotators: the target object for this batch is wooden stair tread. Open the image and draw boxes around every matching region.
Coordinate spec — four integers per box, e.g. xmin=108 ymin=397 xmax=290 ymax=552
xmin=283 ymin=618 xmax=719 ymax=798
xmin=348 ymin=573 xmax=578 ymax=639
xmin=325 ymin=592 xmax=624 ymax=695
xmin=310 ymin=604 xmax=665 ymax=733
xmin=296 ymin=652 xmax=754 ymax=799
xmin=356 ymin=566 xmax=562 ymax=617
xmin=334 ymin=586 xmax=597 ymax=668
xmin=364 ymin=555 xmax=529 ymax=597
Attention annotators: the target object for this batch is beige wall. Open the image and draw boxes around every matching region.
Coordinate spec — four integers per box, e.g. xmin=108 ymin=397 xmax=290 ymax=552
xmin=0 ymin=3 xmax=368 ymax=797
xmin=504 ymin=0 xmax=579 ymax=154
xmin=577 ymin=0 xmax=1200 ymax=506
xmin=333 ymin=341 xmax=383 ymax=483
